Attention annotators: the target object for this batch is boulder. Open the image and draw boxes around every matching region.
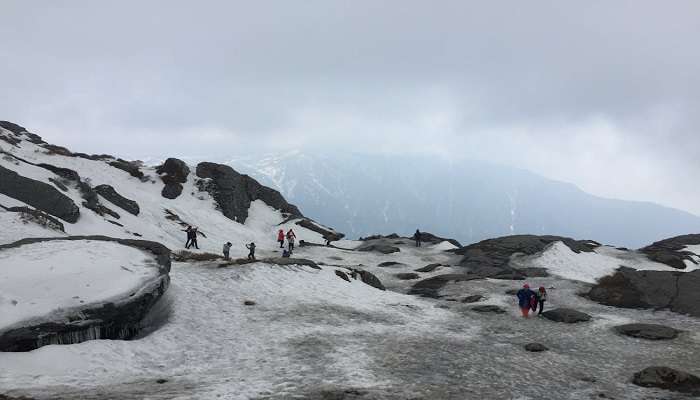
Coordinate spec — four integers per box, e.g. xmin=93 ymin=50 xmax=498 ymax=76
xmin=109 ymin=159 xmax=144 ymax=179
xmin=614 ymin=323 xmax=680 ymax=340
xmin=161 ymin=183 xmax=184 ymax=199
xmin=470 ymin=305 xmax=506 ymax=314
xmin=632 ymin=367 xmax=700 ymax=395
xmin=294 ymin=218 xmax=345 ymax=241
xmin=356 ymin=240 xmax=400 ymax=254
xmin=0 ymin=236 xmax=171 ymax=352
xmin=415 ymin=263 xmax=443 ymax=273
xmin=461 ymin=295 xmax=484 ymax=303
xmin=156 ymin=158 xmax=190 ymax=183
xmin=196 ymin=162 xmax=302 ymax=223
xmin=378 ymin=261 xmax=404 ymax=268
xmin=524 ymin=343 xmax=548 ymax=352
xmin=0 ymin=164 xmax=80 ymax=223
xmin=408 ymin=274 xmax=483 ymax=298
xmin=541 ymin=308 xmax=591 ymax=323
xmin=640 ymin=234 xmax=700 ymax=270
xmin=335 ymin=270 xmax=351 ymax=282
xmin=266 ymin=257 xmax=320 ymax=269
xmin=415 ymin=231 xmax=462 ymax=248
xmin=347 ymin=269 xmax=385 ymax=291
xmin=95 ymin=184 xmax=140 ymax=216
xmin=394 ymin=273 xmax=420 ymax=280
xmin=587 ymin=267 xmax=700 ymax=317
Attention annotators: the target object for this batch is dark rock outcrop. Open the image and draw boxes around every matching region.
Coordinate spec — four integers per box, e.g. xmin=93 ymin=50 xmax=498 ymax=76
xmin=196 ymin=162 xmax=302 ymax=223
xmin=295 ymin=218 xmax=345 ymax=242
xmin=0 ymin=236 xmax=171 ymax=352
xmin=378 ymin=261 xmax=404 ymax=268
xmin=95 ymin=184 xmax=140 ymax=216
xmin=156 ymin=158 xmax=189 ymax=200
xmin=632 ymin=367 xmax=700 ymax=395
xmin=614 ymin=323 xmax=680 ymax=340
xmin=4 ymin=206 xmax=65 ymax=232
xmin=454 ymin=235 xmax=598 ymax=279
xmin=641 ymin=234 xmax=700 ymax=270
xmin=524 ymin=343 xmax=548 ymax=352
xmin=335 ymin=270 xmax=351 ymax=282
xmin=408 ymin=273 xmax=483 ymax=298
xmin=394 ymin=272 xmax=420 ymax=280
xmin=541 ymin=308 xmax=592 ymax=323
xmin=415 ymin=231 xmax=462 ymax=248
xmin=36 ymin=163 xmax=81 ymax=182
xmin=587 ymin=267 xmax=700 ymax=317
xmin=415 ymin=263 xmax=443 ymax=273
xmin=109 ymin=159 xmax=145 ymax=179
xmin=0 ymin=120 xmax=28 ymax=135
xmin=356 ymin=240 xmax=400 ymax=254
xmin=470 ymin=305 xmax=506 ymax=314
xmin=345 ymin=269 xmax=385 ymax=291
xmin=461 ymin=295 xmax=484 ymax=303
xmin=0 ymin=164 xmax=80 ymax=223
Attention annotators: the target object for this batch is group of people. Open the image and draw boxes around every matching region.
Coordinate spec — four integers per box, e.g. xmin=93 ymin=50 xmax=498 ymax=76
xmin=183 ymin=226 xmax=206 ymax=249
xmin=183 ymin=226 xmax=298 ymax=262
xmin=221 ymin=241 xmax=256 ymax=260
xmin=277 ymin=228 xmax=297 ymax=256
xmin=515 ymin=284 xmax=548 ymax=317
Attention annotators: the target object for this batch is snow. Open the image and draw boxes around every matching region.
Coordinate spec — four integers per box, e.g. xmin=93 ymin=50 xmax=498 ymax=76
xmin=684 ymin=244 xmax=700 ymax=268
xmin=0 ymin=211 xmax=65 ymax=245
xmin=0 ymin=240 xmax=158 ymax=331
xmin=520 ymin=242 xmax=699 ymax=284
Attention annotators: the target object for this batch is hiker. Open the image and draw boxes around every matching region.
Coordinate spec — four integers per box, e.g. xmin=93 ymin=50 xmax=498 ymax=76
xmin=277 ymin=229 xmax=285 ymax=248
xmin=183 ymin=226 xmax=194 ymax=248
xmin=536 ymin=286 xmax=548 ymax=315
xmin=246 ymin=242 xmax=256 ymax=260
xmin=286 ymin=229 xmax=296 ymax=253
xmin=414 ymin=229 xmax=422 ymax=247
xmin=282 ymin=249 xmax=291 ymax=258
xmin=222 ymin=242 xmax=232 ymax=260
xmin=516 ymin=284 xmax=537 ymax=318
xmin=188 ymin=227 xmax=206 ymax=249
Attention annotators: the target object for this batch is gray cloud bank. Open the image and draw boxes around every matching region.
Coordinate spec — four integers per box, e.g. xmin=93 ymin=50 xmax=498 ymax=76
xmin=2 ymin=1 xmax=699 ymax=214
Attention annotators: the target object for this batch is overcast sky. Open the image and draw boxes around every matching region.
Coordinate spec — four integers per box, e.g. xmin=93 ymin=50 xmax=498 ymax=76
xmin=2 ymin=1 xmax=699 ymax=215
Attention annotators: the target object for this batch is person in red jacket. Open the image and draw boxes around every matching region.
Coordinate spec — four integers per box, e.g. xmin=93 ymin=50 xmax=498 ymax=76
xmin=277 ymin=229 xmax=285 ymax=248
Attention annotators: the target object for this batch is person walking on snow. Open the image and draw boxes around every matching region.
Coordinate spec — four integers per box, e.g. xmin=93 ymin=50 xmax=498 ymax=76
xmin=187 ymin=227 xmax=206 ymax=249
xmin=536 ymin=286 xmax=548 ymax=315
xmin=246 ymin=242 xmax=256 ymax=260
xmin=183 ymin=226 xmax=194 ymax=249
xmin=277 ymin=229 xmax=285 ymax=248
xmin=414 ymin=229 xmax=422 ymax=247
xmin=286 ymin=229 xmax=297 ymax=253
xmin=222 ymin=242 xmax=232 ymax=260
xmin=516 ymin=284 xmax=537 ymax=318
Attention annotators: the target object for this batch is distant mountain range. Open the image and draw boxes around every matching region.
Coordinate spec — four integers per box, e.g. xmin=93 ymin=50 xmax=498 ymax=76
xmin=212 ymin=151 xmax=700 ymax=248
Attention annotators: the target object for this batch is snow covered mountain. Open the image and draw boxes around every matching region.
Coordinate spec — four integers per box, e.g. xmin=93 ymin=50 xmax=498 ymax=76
xmin=223 ymin=151 xmax=700 ymax=248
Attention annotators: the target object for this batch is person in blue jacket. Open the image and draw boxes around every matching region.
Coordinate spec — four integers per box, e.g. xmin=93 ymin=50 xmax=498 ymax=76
xmin=516 ymin=284 xmax=537 ymax=318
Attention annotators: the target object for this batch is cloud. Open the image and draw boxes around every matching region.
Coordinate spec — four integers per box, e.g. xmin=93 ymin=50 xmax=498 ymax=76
xmin=1 ymin=0 xmax=699 ymax=214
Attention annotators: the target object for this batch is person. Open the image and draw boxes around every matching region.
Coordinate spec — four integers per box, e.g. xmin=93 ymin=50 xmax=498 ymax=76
xmin=516 ymin=284 xmax=537 ymax=318
xmin=286 ymin=229 xmax=296 ymax=253
xmin=222 ymin=242 xmax=232 ymax=260
xmin=246 ymin=242 xmax=256 ymax=260
xmin=188 ymin=227 xmax=206 ymax=249
xmin=183 ymin=226 xmax=194 ymax=249
xmin=536 ymin=286 xmax=548 ymax=315
xmin=414 ymin=229 xmax=422 ymax=247
xmin=282 ymin=249 xmax=291 ymax=258
xmin=277 ymin=229 xmax=285 ymax=248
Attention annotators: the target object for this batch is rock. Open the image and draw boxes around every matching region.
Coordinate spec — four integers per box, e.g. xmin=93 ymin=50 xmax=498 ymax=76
xmin=5 ymin=206 xmax=65 ymax=232
xmin=356 ymin=240 xmax=400 ymax=254
xmin=470 ymin=305 xmax=506 ymax=314
xmin=94 ymin=184 xmax=140 ymax=215
xmin=632 ymin=367 xmax=700 ymax=395
xmin=0 ymin=120 xmax=28 ymax=135
xmin=196 ymin=162 xmax=302 ymax=223
xmin=541 ymin=308 xmax=591 ymax=323
xmin=415 ymin=231 xmax=462 ymax=248
xmin=349 ymin=269 xmax=385 ymax=291
xmin=295 ymin=218 xmax=345 ymax=241
xmin=415 ymin=263 xmax=443 ymax=272
xmin=156 ymin=158 xmax=190 ymax=183
xmin=161 ymin=183 xmax=184 ymax=199
xmin=335 ymin=270 xmax=351 ymax=282
xmin=36 ymin=163 xmax=81 ymax=182
xmin=519 ymin=267 xmax=549 ymax=277
xmin=265 ymin=257 xmax=320 ymax=269
xmin=641 ymin=234 xmax=700 ymax=270
xmin=587 ymin=267 xmax=700 ymax=317
xmin=461 ymin=295 xmax=484 ymax=303
xmin=378 ymin=261 xmax=404 ymax=267
xmin=109 ymin=159 xmax=144 ymax=179
xmin=243 ymin=300 xmax=256 ymax=306
xmin=454 ymin=235 xmax=598 ymax=279
xmin=156 ymin=379 xmax=168 ymax=384
xmin=614 ymin=323 xmax=680 ymax=340
xmin=505 ymin=289 xmax=519 ymax=295
xmin=0 ymin=236 xmax=171 ymax=352
xmin=0 ymin=164 xmax=80 ymax=223
xmin=524 ymin=343 xmax=548 ymax=352
xmin=408 ymin=274 xmax=483 ymax=298
xmin=394 ymin=273 xmax=420 ymax=280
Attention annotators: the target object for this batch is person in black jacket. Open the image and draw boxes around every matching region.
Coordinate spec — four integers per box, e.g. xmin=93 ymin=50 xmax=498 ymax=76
xmin=414 ymin=229 xmax=422 ymax=247
xmin=246 ymin=242 xmax=256 ymax=260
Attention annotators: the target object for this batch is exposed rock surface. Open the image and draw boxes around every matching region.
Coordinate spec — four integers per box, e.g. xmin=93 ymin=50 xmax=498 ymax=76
xmin=587 ymin=267 xmax=700 ymax=317
xmin=109 ymin=159 xmax=145 ymax=179
xmin=156 ymin=158 xmax=190 ymax=200
xmin=454 ymin=235 xmax=598 ymax=279
xmin=0 ymin=164 xmax=80 ymax=223
xmin=2 ymin=206 xmax=65 ymax=232
xmin=415 ymin=263 xmax=443 ymax=273
xmin=378 ymin=261 xmax=404 ymax=268
xmin=614 ymin=323 xmax=680 ymax=340
xmin=196 ymin=162 xmax=302 ymax=223
xmin=632 ymin=366 xmax=700 ymax=395
xmin=541 ymin=308 xmax=592 ymax=323
xmin=295 ymin=218 xmax=345 ymax=242
xmin=356 ymin=239 xmax=400 ymax=254
xmin=0 ymin=236 xmax=171 ymax=352
xmin=408 ymin=274 xmax=483 ymax=298
xmin=461 ymin=295 xmax=484 ymax=303
xmin=394 ymin=273 xmax=420 ymax=280
xmin=95 ymin=184 xmax=140 ymax=216
xmin=524 ymin=343 xmax=548 ymax=352
xmin=640 ymin=234 xmax=700 ymax=270
xmin=335 ymin=270 xmax=351 ymax=282
xmin=470 ymin=305 xmax=506 ymax=314
xmin=360 ymin=232 xmax=460 ymax=248
xmin=346 ymin=269 xmax=385 ymax=291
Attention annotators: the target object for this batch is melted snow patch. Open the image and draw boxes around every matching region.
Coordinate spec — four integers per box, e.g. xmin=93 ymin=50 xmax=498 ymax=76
xmin=0 ymin=240 xmax=158 ymax=330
